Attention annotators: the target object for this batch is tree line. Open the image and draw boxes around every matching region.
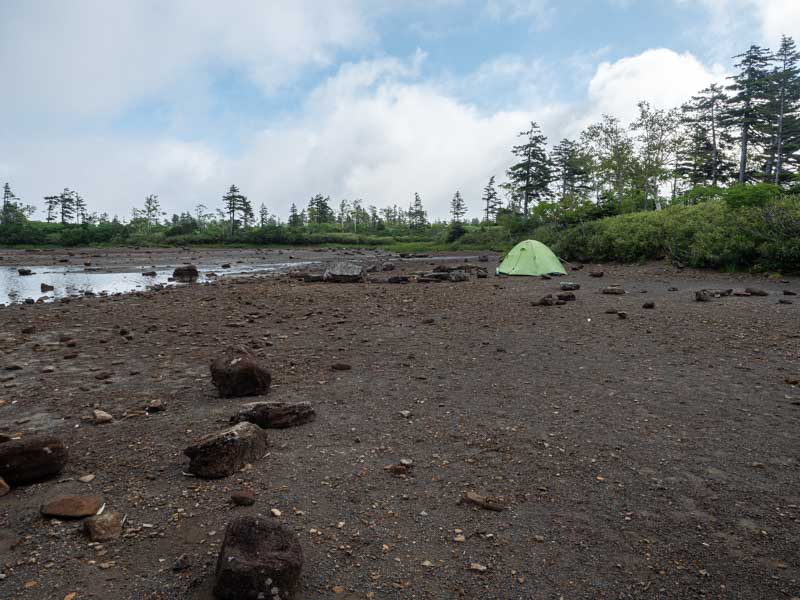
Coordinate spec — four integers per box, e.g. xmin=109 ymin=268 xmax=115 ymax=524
xmin=1 ymin=36 xmax=798 ymax=247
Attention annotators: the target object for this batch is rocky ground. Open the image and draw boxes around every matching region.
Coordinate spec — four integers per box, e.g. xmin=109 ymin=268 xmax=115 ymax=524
xmin=0 ymin=248 xmax=798 ymax=599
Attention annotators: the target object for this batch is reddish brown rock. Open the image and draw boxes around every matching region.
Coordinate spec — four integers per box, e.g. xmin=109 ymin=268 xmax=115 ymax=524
xmin=0 ymin=477 xmax=9 ymax=497
xmin=41 ymin=495 xmax=103 ymax=518
xmin=0 ymin=435 xmax=68 ymax=486
xmin=210 ymin=346 xmax=271 ymax=398
xmin=214 ymin=516 xmax=303 ymax=600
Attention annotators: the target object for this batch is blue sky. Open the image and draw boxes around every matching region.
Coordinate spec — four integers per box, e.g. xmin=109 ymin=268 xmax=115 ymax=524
xmin=1 ymin=0 xmax=798 ymax=220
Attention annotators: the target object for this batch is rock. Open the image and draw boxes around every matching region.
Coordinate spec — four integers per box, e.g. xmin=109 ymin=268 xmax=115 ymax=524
xmin=448 ymin=271 xmax=470 ymax=282
xmin=145 ymin=399 xmax=165 ymax=413
xmin=478 ymin=255 xmax=489 ymax=263
xmin=221 ymin=263 xmax=232 ymax=269
xmin=386 ymin=276 xmax=410 ymax=284
xmin=93 ymin=409 xmax=113 ymax=424
xmin=784 ymin=290 xmax=797 ymax=296
xmin=779 ymin=299 xmax=793 ymax=305
xmin=142 ymin=271 xmax=157 ymax=277
xmin=399 ymin=410 xmax=412 ymax=419
xmin=41 ymin=495 xmax=103 ymax=518
xmin=642 ymin=301 xmax=655 ymax=309
xmin=232 ymin=402 xmax=316 ymax=429
xmin=381 ymin=262 xmax=396 ymax=271
xmin=0 ymin=477 xmax=9 ymax=497
xmin=460 ymin=490 xmax=506 ymax=512
xmin=589 ymin=271 xmax=604 ymax=278
xmin=17 ymin=269 xmax=32 ymax=276
xmin=601 ymin=286 xmax=625 ymax=295
xmin=172 ymin=265 xmax=199 ymax=282
xmin=78 ymin=473 xmax=96 ymax=483
xmin=302 ymin=273 xmax=324 ymax=283
xmin=40 ymin=283 xmax=54 ymax=293
xmin=331 ymin=363 xmax=352 ymax=371
xmin=744 ymin=287 xmax=769 ymax=296
xmin=231 ymin=490 xmax=256 ymax=506
xmin=173 ymin=554 xmax=191 ymax=572
xmin=617 ymin=311 xmax=628 ymax=319
xmin=0 ymin=435 xmax=68 ymax=486
xmin=556 ymin=292 xmax=576 ymax=302
xmin=476 ymin=269 xmax=488 ymax=279
xmin=560 ymin=282 xmax=580 ymax=291
xmin=214 ymin=516 xmax=303 ymax=600
xmin=323 ymin=262 xmax=365 ymax=283
xmin=84 ymin=511 xmax=124 ymax=541
xmin=532 ymin=295 xmax=556 ymax=307
xmin=695 ymin=290 xmax=712 ymax=302
xmin=184 ymin=422 xmax=268 ymax=479
xmin=210 ymin=346 xmax=271 ymax=398
xmin=668 ymin=287 xmax=678 ymax=292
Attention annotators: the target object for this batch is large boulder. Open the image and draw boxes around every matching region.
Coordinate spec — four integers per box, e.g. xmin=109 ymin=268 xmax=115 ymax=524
xmin=184 ymin=422 xmax=268 ymax=479
xmin=0 ymin=435 xmax=68 ymax=486
xmin=173 ymin=265 xmax=199 ymax=282
xmin=323 ymin=262 xmax=365 ymax=283
xmin=214 ymin=516 xmax=303 ymax=600
xmin=211 ymin=346 xmax=271 ymax=398
xmin=231 ymin=402 xmax=316 ymax=429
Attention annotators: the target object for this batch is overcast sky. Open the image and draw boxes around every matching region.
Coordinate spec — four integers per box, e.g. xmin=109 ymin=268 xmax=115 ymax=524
xmin=1 ymin=0 xmax=798 ymax=221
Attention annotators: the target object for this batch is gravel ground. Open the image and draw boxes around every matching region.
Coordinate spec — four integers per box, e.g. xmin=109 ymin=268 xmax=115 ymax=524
xmin=0 ymin=248 xmax=798 ymax=599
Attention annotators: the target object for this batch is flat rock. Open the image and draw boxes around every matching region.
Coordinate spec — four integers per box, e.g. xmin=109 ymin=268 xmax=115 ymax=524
xmin=323 ymin=262 xmax=365 ymax=283
xmin=214 ymin=516 xmax=303 ymax=600
xmin=744 ymin=287 xmax=769 ymax=296
xmin=184 ymin=422 xmax=268 ymax=479
xmin=601 ymin=286 xmax=625 ymax=295
xmin=232 ymin=401 xmax=316 ymax=429
xmin=41 ymin=495 xmax=103 ymax=518
xmin=211 ymin=346 xmax=271 ymax=398
xmin=84 ymin=511 xmax=124 ymax=541
xmin=560 ymin=282 xmax=580 ymax=291
xmin=0 ymin=435 xmax=68 ymax=486
xmin=231 ymin=490 xmax=256 ymax=506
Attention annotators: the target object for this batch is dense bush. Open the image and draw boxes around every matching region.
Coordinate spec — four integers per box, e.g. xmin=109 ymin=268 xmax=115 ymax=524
xmin=542 ymin=195 xmax=800 ymax=271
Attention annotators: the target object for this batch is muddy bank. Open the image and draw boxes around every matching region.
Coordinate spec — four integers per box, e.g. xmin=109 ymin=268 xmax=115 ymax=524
xmin=0 ymin=251 xmax=798 ymax=599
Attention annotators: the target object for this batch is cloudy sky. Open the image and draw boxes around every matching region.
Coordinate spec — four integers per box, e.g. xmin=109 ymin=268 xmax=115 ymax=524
xmin=1 ymin=0 xmax=798 ymax=221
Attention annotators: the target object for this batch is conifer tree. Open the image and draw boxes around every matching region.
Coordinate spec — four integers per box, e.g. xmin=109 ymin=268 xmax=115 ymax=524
xmin=481 ymin=176 xmax=502 ymax=222
xmin=770 ymin=35 xmax=800 ymax=184
xmin=724 ymin=45 xmax=773 ymax=183
xmin=681 ymin=84 xmax=733 ymax=187
xmin=551 ymin=139 xmax=593 ymax=200
xmin=408 ymin=193 xmax=428 ymax=230
xmin=222 ymin=184 xmax=250 ymax=234
xmin=506 ymin=122 xmax=551 ymax=215
xmin=450 ymin=191 xmax=467 ymax=223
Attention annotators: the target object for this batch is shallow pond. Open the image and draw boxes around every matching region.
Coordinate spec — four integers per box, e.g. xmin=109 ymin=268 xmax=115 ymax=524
xmin=0 ymin=261 xmax=317 ymax=306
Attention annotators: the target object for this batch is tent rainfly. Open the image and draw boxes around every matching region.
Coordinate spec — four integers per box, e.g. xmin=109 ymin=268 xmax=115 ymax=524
xmin=496 ymin=239 xmax=566 ymax=276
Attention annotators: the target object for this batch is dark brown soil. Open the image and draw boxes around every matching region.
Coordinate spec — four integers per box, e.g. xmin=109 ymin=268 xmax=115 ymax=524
xmin=0 ymin=249 xmax=798 ymax=599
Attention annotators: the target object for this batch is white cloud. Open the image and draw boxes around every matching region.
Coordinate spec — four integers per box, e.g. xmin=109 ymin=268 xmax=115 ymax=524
xmin=585 ymin=48 xmax=727 ymax=125
xmin=675 ymin=0 xmax=800 ymax=55
xmin=0 ymin=0 xmax=373 ymax=119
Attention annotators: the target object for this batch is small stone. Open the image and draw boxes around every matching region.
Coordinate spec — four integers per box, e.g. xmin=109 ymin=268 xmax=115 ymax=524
xmin=779 ymin=299 xmax=793 ymax=305
xmin=231 ymin=401 xmax=315 ymax=429
xmin=469 ymin=563 xmax=487 ymax=572
xmin=744 ymin=287 xmax=768 ymax=296
xmin=93 ymin=409 xmax=113 ymax=425
xmin=78 ymin=473 xmax=96 ymax=483
xmin=83 ymin=511 xmax=123 ymax=541
xmin=270 ymin=508 xmax=282 ymax=517
xmin=173 ymin=553 xmax=191 ymax=572
xmin=589 ymin=271 xmax=604 ymax=278
xmin=0 ymin=477 xmax=9 ymax=497
xmin=41 ymin=494 xmax=103 ymax=518
xmin=231 ymin=490 xmax=256 ymax=506
xmin=617 ymin=311 xmax=628 ymax=320
xmin=454 ymin=534 xmax=466 ymax=543
xmin=172 ymin=265 xmax=199 ymax=282
xmin=331 ymin=363 xmax=352 ymax=371
xmin=560 ymin=282 xmax=580 ymax=291
xmin=145 ymin=399 xmax=165 ymax=413
xmin=642 ymin=301 xmax=655 ymax=309
xmin=399 ymin=410 xmax=412 ymax=418
xmin=602 ymin=286 xmax=625 ymax=295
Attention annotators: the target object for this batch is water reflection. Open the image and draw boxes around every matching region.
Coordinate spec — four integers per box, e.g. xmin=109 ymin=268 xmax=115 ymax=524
xmin=0 ymin=261 xmax=316 ymax=305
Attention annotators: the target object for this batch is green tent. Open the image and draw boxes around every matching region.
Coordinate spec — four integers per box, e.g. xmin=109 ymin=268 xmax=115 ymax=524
xmin=496 ymin=239 xmax=566 ymax=276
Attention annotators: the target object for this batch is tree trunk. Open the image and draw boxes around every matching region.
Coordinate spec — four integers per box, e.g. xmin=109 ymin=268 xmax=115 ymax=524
xmin=738 ymin=123 xmax=749 ymax=184
xmin=710 ymin=100 xmax=718 ymax=187
xmin=774 ymin=69 xmax=787 ymax=185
